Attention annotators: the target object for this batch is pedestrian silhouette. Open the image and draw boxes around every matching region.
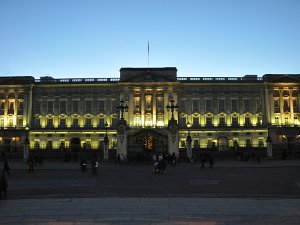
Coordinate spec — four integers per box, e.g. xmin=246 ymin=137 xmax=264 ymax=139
xmin=3 ymin=158 xmax=10 ymax=175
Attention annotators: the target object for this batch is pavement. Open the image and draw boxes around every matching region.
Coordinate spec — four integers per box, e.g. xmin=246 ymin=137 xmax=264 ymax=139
xmin=1 ymin=159 xmax=300 ymax=225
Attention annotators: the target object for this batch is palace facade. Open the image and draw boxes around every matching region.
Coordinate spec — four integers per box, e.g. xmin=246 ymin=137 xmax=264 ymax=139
xmin=0 ymin=67 xmax=300 ymax=159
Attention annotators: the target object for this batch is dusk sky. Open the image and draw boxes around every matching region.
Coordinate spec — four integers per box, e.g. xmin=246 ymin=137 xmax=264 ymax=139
xmin=0 ymin=0 xmax=299 ymax=78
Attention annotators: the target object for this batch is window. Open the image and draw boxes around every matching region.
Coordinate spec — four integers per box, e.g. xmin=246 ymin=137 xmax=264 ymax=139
xmin=35 ymin=101 xmax=41 ymax=113
xmin=218 ymin=99 xmax=225 ymax=112
xmin=193 ymin=117 xmax=199 ymax=127
xmin=283 ymin=99 xmax=290 ymax=112
xmin=232 ymin=116 xmax=238 ymax=127
xmin=0 ymin=118 xmax=4 ymax=127
xmin=145 ymin=115 xmax=152 ymax=127
xmin=47 ymin=101 xmax=54 ymax=113
xmin=156 ymin=115 xmax=164 ymax=127
xmin=219 ymin=117 xmax=226 ymax=127
xmin=86 ymin=100 xmax=92 ymax=113
xmin=193 ymin=139 xmax=199 ymax=149
xmin=231 ymin=99 xmax=238 ymax=112
xmin=60 ymin=118 xmax=66 ymax=128
xmin=85 ymin=118 xmax=92 ymax=128
xmin=73 ymin=118 xmax=79 ymax=128
xmin=285 ymin=117 xmax=289 ymax=125
xmin=293 ymin=99 xmax=299 ymax=112
xmin=178 ymin=117 xmax=185 ymax=128
xmin=274 ymin=99 xmax=280 ymax=113
xmin=73 ymin=101 xmax=79 ymax=113
xmin=258 ymin=139 xmax=264 ymax=147
xmin=205 ymin=99 xmax=212 ymax=112
xmin=8 ymin=101 xmax=14 ymax=114
xmin=256 ymin=99 xmax=262 ymax=112
xmin=18 ymin=118 xmax=23 ymax=127
xmin=244 ymin=99 xmax=250 ymax=112
xmin=192 ymin=99 xmax=199 ymax=112
xmin=98 ymin=118 xmax=104 ymax=128
xmin=245 ymin=116 xmax=251 ymax=127
xmin=99 ymin=100 xmax=105 ymax=113
xmin=8 ymin=117 xmax=13 ymax=127
xmin=47 ymin=118 xmax=53 ymax=128
xmin=111 ymin=118 xmax=118 ymax=128
xmin=18 ymin=101 xmax=23 ymax=114
xmin=60 ymin=101 xmax=66 ymax=114
xmin=134 ymin=116 xmax=141 ymax=127
xmin=206 ymin=117 xmax=213 ymax=127
xmin=275 ymin=117 xmax=279 ymax=125
xmin=146 ymin=95 xmax=152 ymax=112
xmin=35 ymin=118 xmax=40 ymax=128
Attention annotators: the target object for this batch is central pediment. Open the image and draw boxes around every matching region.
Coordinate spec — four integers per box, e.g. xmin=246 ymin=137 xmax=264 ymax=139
xmin=120 ymin=67 xmax=177 ymax=82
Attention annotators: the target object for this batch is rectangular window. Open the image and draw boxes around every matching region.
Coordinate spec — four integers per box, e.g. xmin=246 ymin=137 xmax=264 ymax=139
xmin=156 ymin=115 xmax=164 ymax=127
xmin=86 ymin=100 xmax=92 ymax=113
xmin=218 ymin=99 xmax=225 ymax=112
xmin=245 ymin=117 xmax=251 ymax=127
xmin=275 ymin=117 xmax=279 ymax=125
xmin=157 ymin=98 xmax=163 ymax=113
xmin=8 ymin=118 xmax=13 ymax=127
xmin=73 ymin=101 xmax=79 ymax=113
xmin=18 ymin=118 xmax=23 ymax=127
xmin=8 ymin=101 xmax=14 ymax=114
xmin=244 ymin=99 xmax=250 ymax=112
xmin=205 ymin=99 xmax=212 ymax=112
xmin=193 ymin=139 xmax=199 ymax=149
xmin=206 ymin=117 xmax=213 ymax=127
xmin=192 ymin=99 xmax=199 ymax=112
xmin=0 ymin=101 xmax=5 ymax=110
xmin=47 ymin=101 xmax=54 ymax=113
xmin=146 ymin=96 xmax=152 ymax=112
xmin=18 ymin=101 xmax=24 ymax=114
xmin=274 ymin=99 xmax=280 ymax=113
xmin=111 ymin=118 xmax=118 ymax=128
xmin=293 ymin=99 xmax=299 ymax=112
xmin=256 ymin=99 xmax=262 ymax=112
xmin=231 ymin=99 xmax=238 ymax=112
xmin=35 ymin=118 xmax=40 ymax=128
xmin=60 ymin=101 xmax=66 ymax=114
xmin=219 ymin=117 xmax=226 ymax=127
xmin=258 ymin=139 xmax=264 ymax=147
xmin=35 ymin=101 xmax=41 ymax=113
xmin=73 ymin=118 xmax=79 ymax=128
xmin=134 ymin=116 xmax=141 ymax=127
xmin=98 ymin=118 xmax=105 ymax=128
xmin=232 ymin=117 xmax=238 ymax=127
xmin=178 ymin=117 xmax=185 ymax=128
xmin=99 ymin=100 xmax=105 ymax=113
xmin=85 ymin=118 xmax=92 ymax=128
xmin=193 ymin=117 xmax=199 ymax=127
xmin=47 ymin=118 xmax=53 ymax=128
xmin=60 ymin=118 xmax=66 ymax=128
xmin=283 ymin=99 xmax=290 ymax=112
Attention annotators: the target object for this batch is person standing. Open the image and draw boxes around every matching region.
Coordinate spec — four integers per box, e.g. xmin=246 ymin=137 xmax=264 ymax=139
xmin=0 ymin=174 xmax=8 ymax=199
xmin=3 ymin=158 xmax=10 ymax=175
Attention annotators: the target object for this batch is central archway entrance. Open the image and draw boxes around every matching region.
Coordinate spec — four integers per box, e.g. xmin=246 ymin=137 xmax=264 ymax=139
xmin=127 ymin=129 xmax=168 ymax=161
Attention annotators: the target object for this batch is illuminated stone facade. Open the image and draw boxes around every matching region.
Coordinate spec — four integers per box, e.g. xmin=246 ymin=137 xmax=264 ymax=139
xmin=0 ymin=68 xmax=299 ymax=157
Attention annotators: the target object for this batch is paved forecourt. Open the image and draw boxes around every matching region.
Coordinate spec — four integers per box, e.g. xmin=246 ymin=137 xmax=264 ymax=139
xmin=1 ymin=197 xmax=300 ymax=225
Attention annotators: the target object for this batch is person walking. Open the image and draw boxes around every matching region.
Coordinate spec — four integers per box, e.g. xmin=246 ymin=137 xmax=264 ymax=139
xmin=209 ymin=155 xmax=214 ymax=169
xmin=200 ymin=154 xmax=205 ymax=169
xmin=27 ymin=158 xmax=34 ymax=172
xmin=0 ymin=174 xmax=8 ymax=199
xmin=3 ymin=158 xmax=10 ymax=175
xmin=92 ymin=160 xmax=99 ymax=175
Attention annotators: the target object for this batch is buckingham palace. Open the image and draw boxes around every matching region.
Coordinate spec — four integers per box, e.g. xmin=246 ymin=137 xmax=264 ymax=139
xmin=0 ymin=67 xmax=300 ymax=160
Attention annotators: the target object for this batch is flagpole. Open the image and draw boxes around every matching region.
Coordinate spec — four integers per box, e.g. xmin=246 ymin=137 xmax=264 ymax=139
xmin=147 ymin=41 xmax=150 ymax=67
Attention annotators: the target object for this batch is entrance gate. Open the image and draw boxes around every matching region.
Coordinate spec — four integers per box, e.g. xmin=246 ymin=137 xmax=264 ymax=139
xmin=127 ymin=129 xmax=168 ymax=161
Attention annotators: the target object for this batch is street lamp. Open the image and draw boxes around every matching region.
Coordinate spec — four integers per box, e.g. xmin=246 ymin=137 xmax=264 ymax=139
xmin=166 ymin=99 xmax=179 ymax=120
xmin=104 ymin=122 xmax=109 ymax=142
xmin=186 ymin=121 xmax=192 ymax=159
xmin=117 ymin=99 xmax=129 ymax=120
